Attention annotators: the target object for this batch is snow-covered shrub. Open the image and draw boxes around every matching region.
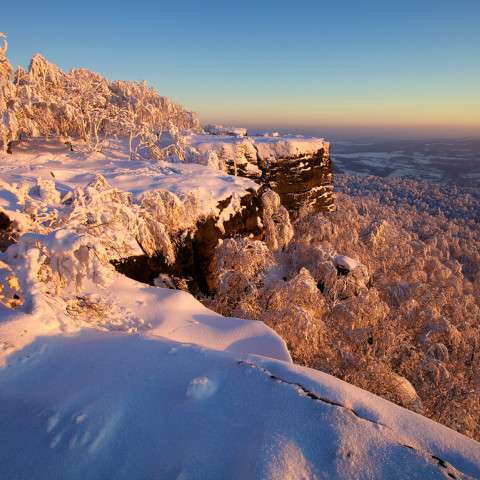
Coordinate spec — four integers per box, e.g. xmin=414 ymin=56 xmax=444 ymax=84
xmin=261 ymin=189 xmax=293 ymax=251
xmin=34 ymin=177 xmax=61 ymax=204
xmin=262 ymin=268 xmax=327 ymax=362
xmin=213 ymin=270 xmax=261 ymax=319
xmin=208 ymin=237 xmax=274 ymax=318
xmin=211 ymin=237 xmax=273 ymax=288
xmin=64 ymin=175 xmax=146 ymax=259
xmin=0 ymin=259 xmax=22 ymax=309
xmin=139 ymin=189 xmax=202 ymax=235
xmin=0 ymin=33 xmax=12 ymax=84
xmin=7 ymin=228 xmax=112 ymax=295
xmin=0 ymin=33 xmax=16 ymax=152
xmin=204 ymin=124 xmax=247 ymax=136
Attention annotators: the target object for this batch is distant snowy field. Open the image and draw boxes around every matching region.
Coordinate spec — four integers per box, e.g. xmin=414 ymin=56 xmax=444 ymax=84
xmin=332 ymin=138 xmax=480 ymax=188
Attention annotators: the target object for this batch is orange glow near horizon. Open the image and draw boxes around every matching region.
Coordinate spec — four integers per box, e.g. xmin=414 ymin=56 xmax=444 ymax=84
xmin=194 ymin=94 xmax=480 ymax=135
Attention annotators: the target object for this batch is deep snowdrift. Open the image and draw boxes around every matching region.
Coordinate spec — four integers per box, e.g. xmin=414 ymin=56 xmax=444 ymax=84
xmin=0 ymin=139 xmax=479 ymax=479
xmin=2 ymin=328 xmax=480 ymax=480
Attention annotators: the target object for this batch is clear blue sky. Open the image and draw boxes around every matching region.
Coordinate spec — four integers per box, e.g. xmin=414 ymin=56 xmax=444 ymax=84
xmin=3 ymin=0 xmax=480 ymax=137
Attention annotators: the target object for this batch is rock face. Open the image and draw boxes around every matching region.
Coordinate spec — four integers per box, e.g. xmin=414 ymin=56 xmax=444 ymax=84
xmin=114 ymin=132 xmax=335 ymax=294
xmin=261 ymin=148 xmax=333 ymax=215
xmin=0 ymin=212 xmax=16 ymax=252
xmin=113 ymin=189 xmax=263 ymax=294
xmin=187 ymin=133 xmax=335 ymax=215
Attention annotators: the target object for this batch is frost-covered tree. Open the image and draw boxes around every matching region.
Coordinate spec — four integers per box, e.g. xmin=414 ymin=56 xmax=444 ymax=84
xmin=0 ymin=36 xmax=200 ymax=153
xmin=0 ymin=33 xmax=16 ymax=152
xmin=0 ymin=33 xmax=11 ymax=82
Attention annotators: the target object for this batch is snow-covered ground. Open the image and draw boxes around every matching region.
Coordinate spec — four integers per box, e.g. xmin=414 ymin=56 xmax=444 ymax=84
xmin=0 ymin=138 xmax=258 ymax=225
xmin=0 ymin=139 xmax=479 ymax=479
xmin=2 ymin=325 xmax=480 ymax=479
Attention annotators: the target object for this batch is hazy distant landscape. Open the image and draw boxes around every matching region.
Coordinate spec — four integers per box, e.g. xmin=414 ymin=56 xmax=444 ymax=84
xmin=332 ymin=137 xmax=480 ymax=187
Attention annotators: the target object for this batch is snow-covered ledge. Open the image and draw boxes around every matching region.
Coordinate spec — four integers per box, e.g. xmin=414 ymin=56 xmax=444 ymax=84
xmin=184 ymin=132 xmax=335 ymax=215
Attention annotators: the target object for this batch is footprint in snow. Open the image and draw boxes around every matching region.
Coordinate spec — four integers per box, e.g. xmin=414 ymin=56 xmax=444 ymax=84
xmin=186 ymin=377 xmax=217 ymax=400
xmin=44 ymin=410 xmax=91 ymax=451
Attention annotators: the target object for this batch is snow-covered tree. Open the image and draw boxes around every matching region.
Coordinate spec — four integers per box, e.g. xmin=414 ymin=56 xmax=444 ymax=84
xmin=0 ymin=36 xmax=200 ymax=152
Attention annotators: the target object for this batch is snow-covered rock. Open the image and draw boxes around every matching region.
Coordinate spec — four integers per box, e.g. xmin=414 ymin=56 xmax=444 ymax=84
xmin=333 ymin=254 xmax=370 ymax=293
xmin=0 ymin=138 xmax=264 ymax=292
xmin=334 ymin=255 xmax=362 ymax=272
xmin=185 ymin=132 xmax=335 ymax=214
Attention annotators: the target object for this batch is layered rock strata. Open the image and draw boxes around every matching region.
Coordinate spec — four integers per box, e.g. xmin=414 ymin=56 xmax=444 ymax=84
xmin=187 ymin=134 xmax=335 ymax=215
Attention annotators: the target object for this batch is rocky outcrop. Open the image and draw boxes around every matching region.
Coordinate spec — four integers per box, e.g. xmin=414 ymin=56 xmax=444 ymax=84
xmin=188 ymin=134 xmax=335 ymax=215
xmin=113 ymin=189 xmax=263 ymax=294
xmin=260 ymin=148 xmax=334 ymax=215
xmin=0 ymin=212 xmax=16 ymax=252
xmin=114 ymin=133 xmax=335 ymax=294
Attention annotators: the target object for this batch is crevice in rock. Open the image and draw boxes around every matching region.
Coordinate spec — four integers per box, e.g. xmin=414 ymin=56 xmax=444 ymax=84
xmin=0 ymin=211 xmax=17 ymax=252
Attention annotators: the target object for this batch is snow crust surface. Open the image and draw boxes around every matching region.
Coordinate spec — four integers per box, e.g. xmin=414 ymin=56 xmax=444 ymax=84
xmin=0 ymin=138 xmax=258 ymax=224
xmin=187 ymin=132 xmax=330 ymax=164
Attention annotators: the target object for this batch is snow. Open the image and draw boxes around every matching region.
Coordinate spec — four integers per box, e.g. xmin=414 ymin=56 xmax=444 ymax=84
xmin=253 ymin=136 xmax=329 ymax=162
xmin=185 ymin=132 xmax=329 ymax=167
xmin=186 ymin=376 xmax=218 ymax=400
xmin=1 ymin=328 xmax=479 ymax=479
xmin=0 ymin=137 xmax=479 ymax=479
xmin=102 ymin=275 xmax=291 ymax=360
xmin=333 ymin=255 xmax=362 ymax=271
xmin=0 ymin=138 xmax=258 ymax=226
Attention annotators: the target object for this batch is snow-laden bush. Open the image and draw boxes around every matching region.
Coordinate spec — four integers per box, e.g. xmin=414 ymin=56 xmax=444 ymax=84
xmin=0 ymin=33 xmax=12 ymax=84
xmin=7 ymin=228 xmax=112 ymax=295
xmin=209 ymin=237 xmax=274 ymax=318
xmin=3 ymin=173 xmax=212 ymax=271
xmin=261 ymin=189 xmax=293 ymax=251
xmin=212 ymin=238 xmax=273 ymax=286
xmin=139 ymin=188 xmax=203 ymax=235
xmin=262 ymin=268 xmax=327 ymax=362
xmin=0 ymin=259 xmax=22 ymax=309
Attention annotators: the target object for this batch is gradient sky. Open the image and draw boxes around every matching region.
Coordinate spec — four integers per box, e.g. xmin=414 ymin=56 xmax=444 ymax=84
xmin=3 ymin=0 xmax=480 ymax=137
